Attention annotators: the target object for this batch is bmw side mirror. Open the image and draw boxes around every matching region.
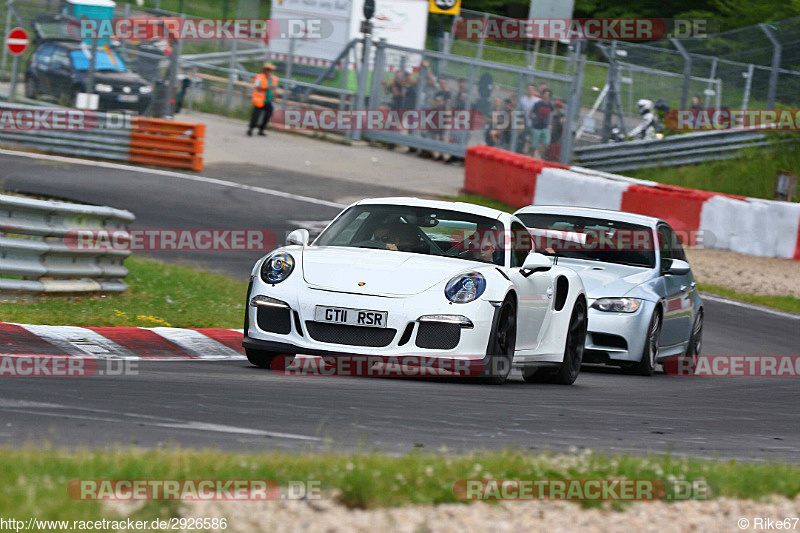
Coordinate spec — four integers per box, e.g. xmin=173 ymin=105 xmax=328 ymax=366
xmin=286 ymin=228 xmax=309 ymax=247
xmin=521 ymin=252 xmax=552 ymax=277
xmin=666 ymin=259 xmax=691 ymax=275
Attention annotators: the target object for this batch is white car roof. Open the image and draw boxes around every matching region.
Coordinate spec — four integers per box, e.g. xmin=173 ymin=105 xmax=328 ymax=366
xmin=355 ymin=197 xmax=509 ymax=221
xmin=515 ymin=205 xmax=662 ymax=228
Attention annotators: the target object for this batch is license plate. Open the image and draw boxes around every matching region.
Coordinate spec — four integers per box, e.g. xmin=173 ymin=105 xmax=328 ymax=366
xmin=315 ymin=306 xmax=387 ymax=328
xmin=117 ymin=94 xmax=139 ymax=102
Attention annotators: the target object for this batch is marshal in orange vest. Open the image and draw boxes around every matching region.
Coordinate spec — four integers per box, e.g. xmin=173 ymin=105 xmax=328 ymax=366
xmin=252 ymin=70 xmax=279 ymax=108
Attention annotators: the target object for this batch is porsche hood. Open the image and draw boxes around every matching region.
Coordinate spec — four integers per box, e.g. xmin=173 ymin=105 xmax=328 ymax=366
xmin=300 ymin=247 xmax=477 ymax=297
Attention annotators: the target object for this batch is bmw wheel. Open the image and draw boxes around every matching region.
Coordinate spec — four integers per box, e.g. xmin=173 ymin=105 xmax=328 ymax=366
xmin=631 ymin=308 xmax=662 ymax=376
xmin=680 ymin=309 xmax=703 ymax=374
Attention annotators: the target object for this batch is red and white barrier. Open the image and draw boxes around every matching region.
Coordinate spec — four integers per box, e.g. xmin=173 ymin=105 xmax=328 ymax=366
xmin=464 ymin=146 xmax=800 ymax=260
xmin=0 ymin=322 xmax=245 ymax=359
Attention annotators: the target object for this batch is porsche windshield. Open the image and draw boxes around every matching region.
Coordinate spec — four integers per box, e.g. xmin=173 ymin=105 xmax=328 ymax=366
xmin=314 ymin=204 xmax=504 ymax=264
xmin=516 ymin=213 xmax=656 ymax=268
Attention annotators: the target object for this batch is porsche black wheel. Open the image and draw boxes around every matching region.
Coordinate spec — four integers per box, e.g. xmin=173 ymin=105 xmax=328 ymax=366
xmin=481 ymin=299 xmax=516 ymax=385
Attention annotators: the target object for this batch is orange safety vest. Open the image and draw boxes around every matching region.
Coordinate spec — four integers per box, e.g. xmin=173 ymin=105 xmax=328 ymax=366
xmin=252 ymin=73 xmax=278 ymax=107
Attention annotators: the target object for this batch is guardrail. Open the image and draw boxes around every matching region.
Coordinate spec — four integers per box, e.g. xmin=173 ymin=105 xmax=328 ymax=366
xmin=0 ymin=103 xmax=205 ymax=171
xmin=0 ymin=193 xmax=135 ymax=298
xmin=572 ymin=129 xmax=779 ymax=173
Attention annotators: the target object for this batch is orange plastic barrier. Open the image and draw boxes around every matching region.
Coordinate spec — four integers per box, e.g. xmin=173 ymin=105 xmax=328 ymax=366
xmin=129 ymin=117 xmax=205 ymax=171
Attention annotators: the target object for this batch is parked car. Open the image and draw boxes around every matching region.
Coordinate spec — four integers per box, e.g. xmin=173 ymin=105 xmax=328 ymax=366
xmin=243 ymin=197 xmax=588 ymax=385
xmin=25 ymin=39 xmax=153 ymax=114
xmin=515 ymin=205 xmax=703 ymax=376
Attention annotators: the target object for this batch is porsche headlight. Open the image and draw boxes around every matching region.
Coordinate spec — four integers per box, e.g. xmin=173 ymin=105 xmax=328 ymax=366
xmin=591 ymin=298 xmax=642 ymax=313
xmin=445 ymin=272 xmax=486 ymax=303
xmin=260 ymin=252 xmax=294 ymax=284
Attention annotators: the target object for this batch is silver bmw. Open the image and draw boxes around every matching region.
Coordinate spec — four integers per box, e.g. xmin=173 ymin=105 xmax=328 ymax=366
xmin=515 ymin=206 xmax=703 ymax=375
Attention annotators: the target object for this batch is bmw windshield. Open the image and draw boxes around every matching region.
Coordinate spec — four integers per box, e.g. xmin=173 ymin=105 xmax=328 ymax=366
xmin=313 ymin=204 xmax=504 ymax=264
xmin=517 ymin=213 xmax=656 ymax=268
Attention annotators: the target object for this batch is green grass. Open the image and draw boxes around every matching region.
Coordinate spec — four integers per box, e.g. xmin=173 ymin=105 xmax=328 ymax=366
xmin=699 ymin=284 xmax=800 ymax=314
xmin=628 ymin=143 xmax=800 ymax=201
xmin=0 ymin=257 xmax=247 ymax=328
xmin=0 ymin=448 xmax=797 ymax=521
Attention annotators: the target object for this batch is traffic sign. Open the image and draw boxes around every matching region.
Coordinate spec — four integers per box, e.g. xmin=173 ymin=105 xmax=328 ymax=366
xmin=5 ymin=27 xmax=29 ymax=56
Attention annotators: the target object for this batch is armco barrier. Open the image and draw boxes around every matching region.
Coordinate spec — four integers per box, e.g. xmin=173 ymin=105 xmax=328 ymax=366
xmin=0 ymin=193 xmax=134 ymax=297
xmin=0 ymin=104 xmax=204 ymax=171
xmin=464 ymin=146 xmax=800 ymax=259
xmin=571 ymin=129 xmax=779 ymax=173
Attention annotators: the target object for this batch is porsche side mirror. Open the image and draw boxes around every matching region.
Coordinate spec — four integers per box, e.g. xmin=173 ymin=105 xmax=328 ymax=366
xmin=286 ymin=228 xmax=309 ymax=247
xmin=521 ymin=252 xmax=552 ymax=277
xmin=666 ymin=258 xmax=691 ymax=275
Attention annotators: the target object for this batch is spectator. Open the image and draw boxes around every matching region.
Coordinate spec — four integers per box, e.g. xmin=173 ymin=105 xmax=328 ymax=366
xmin=486 ymin=98 xmax=514 ymax=150
xmin=403 ymin=72 xmax=418 ymax=109
xmin=517 ymin=83 xmax=540 ymax=152
xmin=538 ymin=82 xmax=548 ymax=98
xmin=435 ymin=78 xmax=452 ymax=108
xmin=547 ymin=100 xmax=565 ymax=161
xmin=691 ymin=95 xmax=703 ymax=110
xmin=530 ymin=89 xmax=554 ymax=158
xmin=383 ymin=71 xmax=405 ymax=110
xmin=449 ymin=78 xmax=469 ymax=155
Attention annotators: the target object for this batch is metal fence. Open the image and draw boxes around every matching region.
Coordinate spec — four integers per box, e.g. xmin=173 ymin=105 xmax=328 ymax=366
xmin=572 ymin=128 xmax=791 ymax=173
xmin=360 ymin=38 xmax=584 ymax=163
xmin=0 ymin=192 xmax=134 ymax=299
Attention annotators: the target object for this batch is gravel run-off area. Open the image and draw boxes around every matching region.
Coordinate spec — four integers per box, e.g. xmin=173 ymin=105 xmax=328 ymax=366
xmin=166 ymin=494 xmax=800 ymax=532
xmin=685 ymin=248 xmax=800 ymax=298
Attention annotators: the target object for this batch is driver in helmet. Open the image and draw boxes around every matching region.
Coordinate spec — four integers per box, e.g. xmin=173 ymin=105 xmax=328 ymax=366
xmin=373 ymin=222 xmax=423 ymax=252
xmin=628 ymin=99 xmax=658 ymax=140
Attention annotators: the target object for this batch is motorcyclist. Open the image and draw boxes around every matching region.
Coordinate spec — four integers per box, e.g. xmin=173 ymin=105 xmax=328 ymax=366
xmin=628 ymin=99 xmax=658 ymax=140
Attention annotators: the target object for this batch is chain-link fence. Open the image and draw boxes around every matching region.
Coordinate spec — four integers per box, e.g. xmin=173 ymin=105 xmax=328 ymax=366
xmin=362 ymin=39 xmax=583 ymax=163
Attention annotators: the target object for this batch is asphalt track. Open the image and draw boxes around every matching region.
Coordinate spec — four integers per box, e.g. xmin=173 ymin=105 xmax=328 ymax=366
xmin=0 ymin=152 xmax=798 ymax=460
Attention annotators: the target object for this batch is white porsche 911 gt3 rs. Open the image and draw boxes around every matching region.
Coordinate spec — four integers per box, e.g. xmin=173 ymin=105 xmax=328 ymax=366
xmin=242 ymin=198 xmax=587 ymax=385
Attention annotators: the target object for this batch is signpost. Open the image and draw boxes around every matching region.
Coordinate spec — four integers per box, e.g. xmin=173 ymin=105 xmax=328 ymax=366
xmin=5 ymin=26 xmax=29 ymax=100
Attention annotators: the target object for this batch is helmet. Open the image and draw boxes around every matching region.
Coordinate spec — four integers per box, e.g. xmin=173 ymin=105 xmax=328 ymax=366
xmin=637 ymin=99 xmax=653 ymax=115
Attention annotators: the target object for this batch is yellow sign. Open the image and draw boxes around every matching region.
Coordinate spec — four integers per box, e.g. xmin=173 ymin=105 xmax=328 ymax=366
xmin=429 ymin=0 xmax=460 ymax=15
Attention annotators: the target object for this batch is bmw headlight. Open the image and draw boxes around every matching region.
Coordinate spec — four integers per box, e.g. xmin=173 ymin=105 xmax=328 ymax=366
xmin=445 ymin=272 xmax=486 ymax=304
xmin=94 ymin=83 xmax=113 ymax=93
xmin=591 ymin=298 xmax=642 ymax=313
xmin=139 ymin=85 xmax=153 ymax=94
xmin=260 ymin=252 xmax=295 ymax=284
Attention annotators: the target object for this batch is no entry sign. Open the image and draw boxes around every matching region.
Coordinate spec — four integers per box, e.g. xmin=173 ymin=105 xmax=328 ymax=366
xmin=6 ymin=27 xmax=29 ymax=56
